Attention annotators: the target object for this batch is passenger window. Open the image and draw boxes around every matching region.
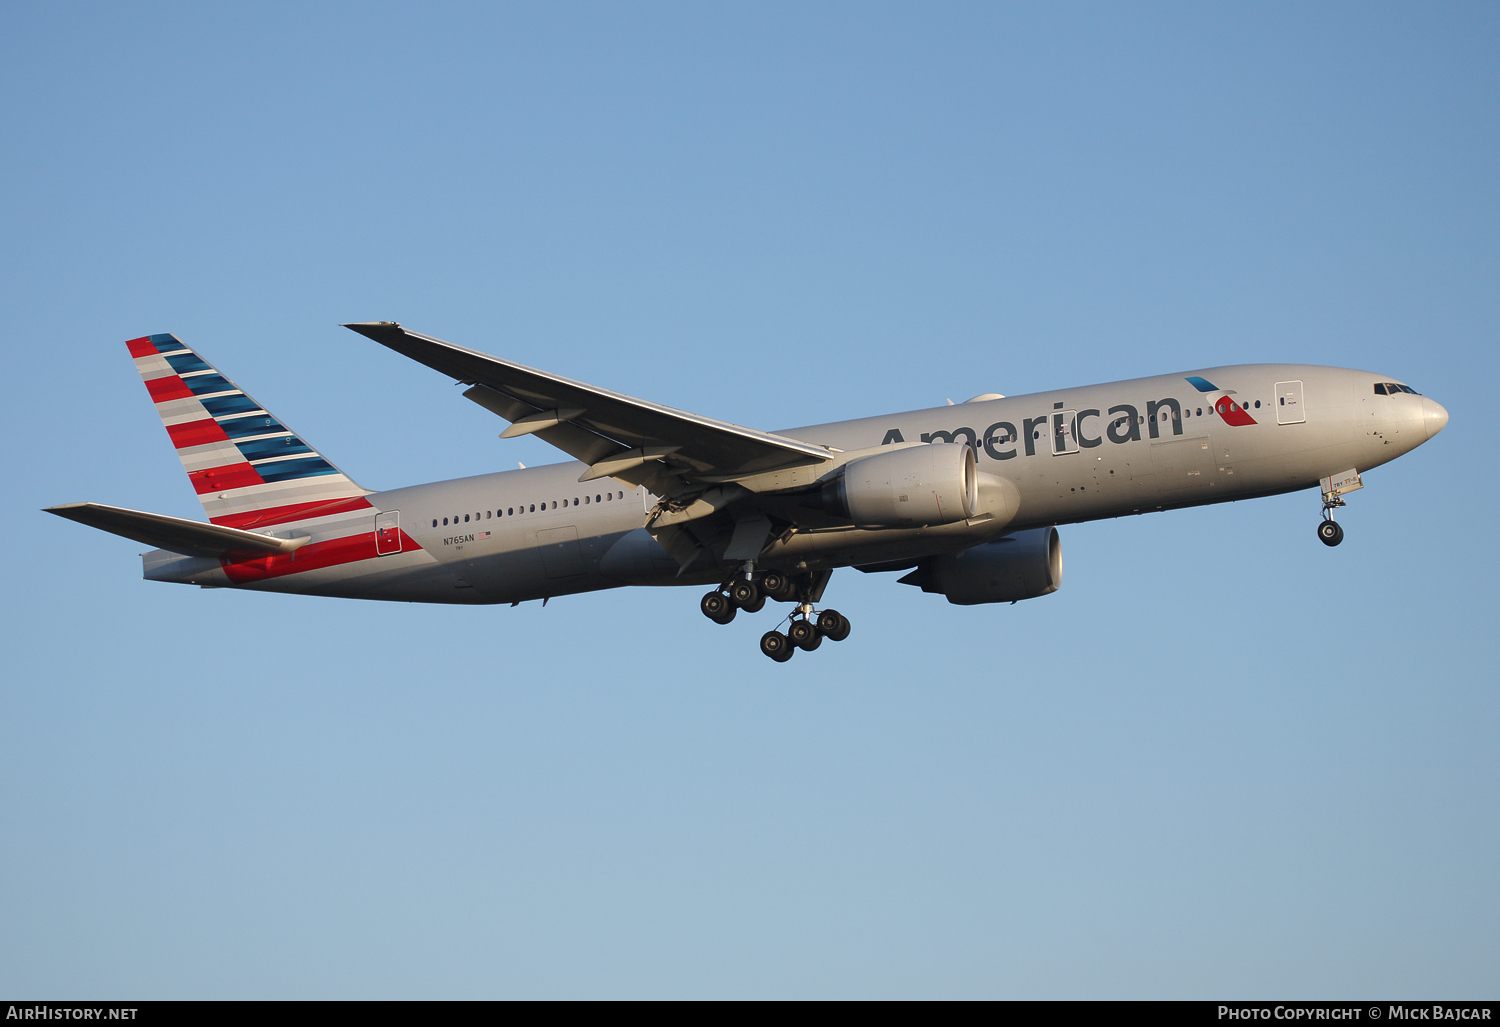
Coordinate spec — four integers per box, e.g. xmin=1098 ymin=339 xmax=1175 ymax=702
xmin=1254 ymin=400 xmax=1260 ymax=408
xmin=507 ymin=508 xmax=513 ymax=516
xmin=596 ymin=494 xmax=601 ymax=503
xmin=584 ymin=495 xmax=590 ymax=504
xmin=443 ymin=517 xmax=448 ymax=526
xmin=464 ymin=514 xmax=469 ymax=523
xmin=432 ymin=519 xmax=438 ymax=527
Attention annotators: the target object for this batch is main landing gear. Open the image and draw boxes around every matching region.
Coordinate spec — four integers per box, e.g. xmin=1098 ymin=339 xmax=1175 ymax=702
xmin=699 ymin=570 xmax=853 ymax=662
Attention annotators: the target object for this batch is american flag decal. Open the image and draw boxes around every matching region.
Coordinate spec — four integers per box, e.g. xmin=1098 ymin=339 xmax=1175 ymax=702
xmin=477 ymin=531 xmax=491 ymax=540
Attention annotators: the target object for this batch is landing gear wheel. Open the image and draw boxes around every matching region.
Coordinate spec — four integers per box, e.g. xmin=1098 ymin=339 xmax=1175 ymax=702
xmin=1317 ymin=520 xmax=1344 ymax=547
xmin=739 ymin=594 xmax=766 ymax=614
xmin=729 ymin=580 xmax=761 ymax=608
xmin=816 ymin=609 xmax=851 ymax=642
xmin=760 ymin=630 xmax=794 ymax=662
xmin=760 ymin=572 xmax=797 ymax=603
xmin=701 ymin=591 xmax=736 ymax=624
xmin=788 ymin=619 xmax=822 ymax=651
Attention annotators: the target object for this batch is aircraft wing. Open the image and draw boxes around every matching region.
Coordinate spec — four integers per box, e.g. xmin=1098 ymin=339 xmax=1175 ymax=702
xmin=343 ymin=322 xmax=832 ymax=494
xmin=45 ymin=502 xmax=310 ymax=559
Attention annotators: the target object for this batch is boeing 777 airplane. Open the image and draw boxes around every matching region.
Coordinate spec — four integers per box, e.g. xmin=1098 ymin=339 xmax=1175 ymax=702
xmin=48 ymin=323 xmax=1448 ymax=661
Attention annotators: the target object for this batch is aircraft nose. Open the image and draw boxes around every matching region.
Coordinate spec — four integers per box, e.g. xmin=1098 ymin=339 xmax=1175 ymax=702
xmin=1422 ymin=397 xmax=1449 ymax=439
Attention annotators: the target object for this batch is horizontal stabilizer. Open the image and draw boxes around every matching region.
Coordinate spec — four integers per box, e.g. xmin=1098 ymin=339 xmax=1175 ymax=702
xmin=45 ymin=502 xmax=310 ymax=559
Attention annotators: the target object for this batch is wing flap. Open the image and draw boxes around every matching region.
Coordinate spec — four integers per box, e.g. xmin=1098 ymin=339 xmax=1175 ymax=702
xmin=46 ymin=502 xmax=309 ymax=558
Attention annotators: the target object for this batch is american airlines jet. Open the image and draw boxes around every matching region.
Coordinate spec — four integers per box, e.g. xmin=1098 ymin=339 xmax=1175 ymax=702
xmin=48 ymin=323 xmax=1448 ymax=662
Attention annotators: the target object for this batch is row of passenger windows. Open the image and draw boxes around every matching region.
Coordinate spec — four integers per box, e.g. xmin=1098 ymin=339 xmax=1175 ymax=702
xmin=433 ymin=491 xmax=627 ymax=528
xmin=1374 ymin=382 xmax=1420 ymax=395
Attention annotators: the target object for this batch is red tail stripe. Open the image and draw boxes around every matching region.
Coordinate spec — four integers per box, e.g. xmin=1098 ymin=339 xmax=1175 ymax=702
xmin=145 ymin=374 xmax=195 ymax=403
xmin=126 ymin=337 xmax=157 ymax=358
xmin=189 ymin=463 xmax=265 ymax=494
xmin=219 ymin=528 xmax=421 ymax=584
xmin=209 ymin=496 xmax=374 ymax=530
xmin=165 ymin=417 xmax=231 ymax=449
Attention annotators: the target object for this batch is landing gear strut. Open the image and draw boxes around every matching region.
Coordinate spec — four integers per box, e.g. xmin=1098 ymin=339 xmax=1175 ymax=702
xmin=1318 ymin=492 xmax=1346 ymax=548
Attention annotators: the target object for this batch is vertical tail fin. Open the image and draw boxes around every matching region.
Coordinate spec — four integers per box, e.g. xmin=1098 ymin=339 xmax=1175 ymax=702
xmin=126 ymin=333 xmax=372 ymax=529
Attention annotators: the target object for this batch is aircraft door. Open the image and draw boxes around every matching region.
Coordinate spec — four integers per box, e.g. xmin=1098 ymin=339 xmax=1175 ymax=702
xmin=1275 ymin=381 xmax=1305 ymax=424
xmin=375 ymin=510 xmax=401 ymax=555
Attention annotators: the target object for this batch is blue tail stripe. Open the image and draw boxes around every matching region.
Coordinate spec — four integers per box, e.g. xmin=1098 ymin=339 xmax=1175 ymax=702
xmin=254 ymin=457 xmax=339 ymax=482
xmin=216 ymin=414 xmax=287 ymax=438
xmin=184 ymin=373 xmax=236 ymax=396
xmin=201 ymin=394 xmax=261 ymax=417
xmin=165 ymin=352 xmax=214 ymax=375
xmin=236 ymin=436 xmax=314 ymax=460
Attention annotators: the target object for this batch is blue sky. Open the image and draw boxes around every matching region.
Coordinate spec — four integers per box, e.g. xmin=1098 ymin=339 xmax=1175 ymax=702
xmin=2 ymin=2 xmax=1496 ymax=998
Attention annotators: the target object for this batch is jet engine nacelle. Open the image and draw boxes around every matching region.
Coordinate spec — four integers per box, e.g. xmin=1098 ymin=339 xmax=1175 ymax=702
xmin=820 ymin=443 xmax=977 ymax=528
xmin=899 ymin=526 xmax=1062 ymax=605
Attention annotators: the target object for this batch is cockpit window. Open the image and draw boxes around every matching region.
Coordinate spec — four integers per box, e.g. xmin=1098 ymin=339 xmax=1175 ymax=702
xmin=1374 ymin=383 xmax=1387 ymax=395
xmin=1398 ymin=384 xmax=1421 ymax=395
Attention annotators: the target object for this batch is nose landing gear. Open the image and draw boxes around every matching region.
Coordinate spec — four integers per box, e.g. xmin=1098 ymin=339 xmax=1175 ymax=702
xmin=1316 ymin=468 xmax=1361 ymax=547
